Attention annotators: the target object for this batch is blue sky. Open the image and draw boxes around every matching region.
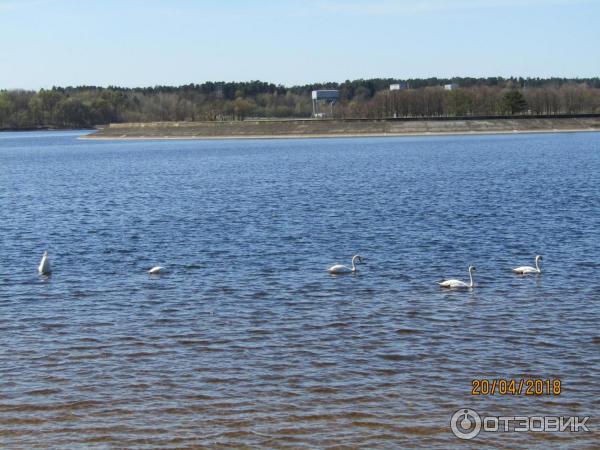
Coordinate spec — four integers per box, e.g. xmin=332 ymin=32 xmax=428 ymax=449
xmin=1 ymin=0 xmax=598 ymax=89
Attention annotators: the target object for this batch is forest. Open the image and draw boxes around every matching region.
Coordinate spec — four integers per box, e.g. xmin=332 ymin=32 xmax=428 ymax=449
xmin=1 ymin=77 xmax=600 ymax=129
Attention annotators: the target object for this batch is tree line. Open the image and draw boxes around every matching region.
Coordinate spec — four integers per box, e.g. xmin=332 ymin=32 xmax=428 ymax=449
xmin=1 ymin=77 xmax=600 ymax=129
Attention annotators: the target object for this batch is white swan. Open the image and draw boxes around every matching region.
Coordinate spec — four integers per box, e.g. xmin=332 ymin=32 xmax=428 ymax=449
xmin=438 ymin=266 xmax=475 ymax=289
xmin=513 ymin=255 xmax=542 ymax=274
xmin=38 ymin=251 xmax=51 ymax=275
xmin=148 ymin=266 xmax=165 ymax=275
xmin=328 ymin=255 xmax=364 ymax=274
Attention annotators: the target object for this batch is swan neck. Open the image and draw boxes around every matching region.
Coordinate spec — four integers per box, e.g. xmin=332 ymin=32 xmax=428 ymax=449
xmin=536 ymin=258 xmax=541 ymax=272
xmin=469 ymin=269 xmax=474 ymax=287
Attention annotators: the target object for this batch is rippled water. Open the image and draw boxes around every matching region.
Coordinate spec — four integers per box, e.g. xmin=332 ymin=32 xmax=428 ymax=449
xmin=1 ymin=131 xmax=599 ymax=448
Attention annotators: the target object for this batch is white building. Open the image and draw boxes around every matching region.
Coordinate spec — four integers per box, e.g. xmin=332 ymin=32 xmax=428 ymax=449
xmin=390 ymin=83 xmax=407 ymax=91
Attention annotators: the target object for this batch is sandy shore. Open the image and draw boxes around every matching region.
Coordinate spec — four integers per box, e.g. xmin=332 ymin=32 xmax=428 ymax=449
xmin=83 ymin=128 xmax=600 ymax=141
xmin=83 ymin=117 xmax=600 ymax=141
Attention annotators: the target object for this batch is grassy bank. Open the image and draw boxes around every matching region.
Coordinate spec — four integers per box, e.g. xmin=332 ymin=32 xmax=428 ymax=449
xmin=84 ymin=116 xmax=600 ymax=140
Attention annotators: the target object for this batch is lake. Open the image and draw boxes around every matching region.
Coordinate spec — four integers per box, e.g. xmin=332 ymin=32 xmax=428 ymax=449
xmin=1 ymin=131 xmax=599 ymax=448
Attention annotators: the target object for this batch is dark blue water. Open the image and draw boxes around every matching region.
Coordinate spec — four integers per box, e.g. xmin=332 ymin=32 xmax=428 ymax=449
xmin=1 ymin=131 xmax=599 ymax=448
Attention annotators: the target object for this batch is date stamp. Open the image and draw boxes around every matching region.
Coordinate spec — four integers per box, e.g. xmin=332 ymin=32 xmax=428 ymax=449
xmin=471 ymin=379 xmax=561 ymax=396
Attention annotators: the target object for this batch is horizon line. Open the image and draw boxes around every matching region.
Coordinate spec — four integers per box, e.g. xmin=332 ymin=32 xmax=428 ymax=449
xmin=3 ymin=75 xmax=600 ymax=92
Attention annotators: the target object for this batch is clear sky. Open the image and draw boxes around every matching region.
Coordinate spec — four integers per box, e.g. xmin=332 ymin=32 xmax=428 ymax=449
xmin=1 ymin=0 xmax=599 ymax=89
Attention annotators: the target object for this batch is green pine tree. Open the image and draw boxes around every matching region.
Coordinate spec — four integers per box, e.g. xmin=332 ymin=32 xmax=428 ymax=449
xmin=503 ymin=90 xmax=528 ymax=114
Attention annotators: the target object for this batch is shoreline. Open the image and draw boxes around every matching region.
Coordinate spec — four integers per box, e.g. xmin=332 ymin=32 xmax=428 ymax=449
xmin=81 ymin=116 xmax=600 ymax=141
xmin=82 ymin=129 xmax=600 ymax=141
xmin=0 ymin=127 xmax=95 ymax=133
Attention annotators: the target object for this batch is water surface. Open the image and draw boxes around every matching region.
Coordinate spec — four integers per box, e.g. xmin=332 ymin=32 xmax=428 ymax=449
xmin=1 ymin=131 xmax=599 ymax=448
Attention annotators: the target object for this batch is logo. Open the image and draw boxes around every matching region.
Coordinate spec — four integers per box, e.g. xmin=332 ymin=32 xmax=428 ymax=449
xmin=450 ymin=408 xmax=591 ymax=440
xmin=450 ymin=408 xmax=482 ymax=440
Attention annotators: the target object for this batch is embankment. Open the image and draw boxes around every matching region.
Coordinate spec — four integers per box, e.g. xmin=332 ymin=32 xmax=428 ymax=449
xmin=85 ymin=115 xmax=600 ymax=140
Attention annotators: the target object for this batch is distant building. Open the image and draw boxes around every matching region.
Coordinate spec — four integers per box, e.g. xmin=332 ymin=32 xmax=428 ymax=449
xmin=312 ymin=90 xmax=339 ymax=118
xmin=311 ymin=90 xmax=339 ymax=101
xmin=390 ymin=83 xmax=407 ymax=91
xmin=444 ymin=83 xmax=459 ymax=91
